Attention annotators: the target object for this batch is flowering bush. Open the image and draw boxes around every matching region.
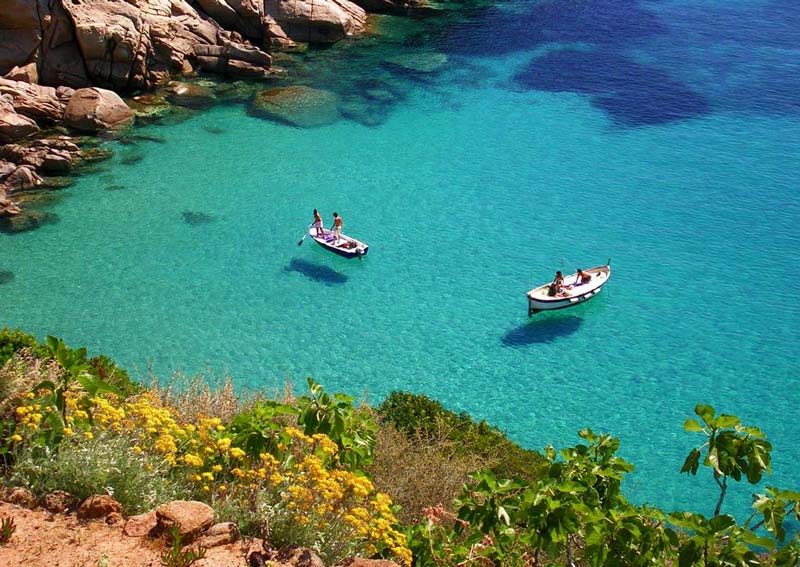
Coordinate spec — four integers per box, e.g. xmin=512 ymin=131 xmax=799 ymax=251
xmin=8 ymin=387 xmax=411 ymax=566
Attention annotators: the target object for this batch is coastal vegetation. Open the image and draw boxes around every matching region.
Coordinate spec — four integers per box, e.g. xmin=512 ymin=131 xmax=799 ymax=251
xmin=1 ymin=327 xmax=799 ymax=566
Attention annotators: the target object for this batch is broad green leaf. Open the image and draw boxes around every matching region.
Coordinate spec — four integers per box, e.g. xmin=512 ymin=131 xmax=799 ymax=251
xmin=716 ymin=414 xmax=741 ymax=429
xmin=684 ymin=418 xmax=704 ymax=432
xmin=680 ymin=448 xmax=701 ymax=475
xmin=695 ymin=404 xmax=716 ymax=426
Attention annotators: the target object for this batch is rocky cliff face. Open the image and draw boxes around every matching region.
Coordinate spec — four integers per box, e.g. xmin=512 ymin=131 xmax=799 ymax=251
xmin=0 ymin=0 xmax=395 ymax=90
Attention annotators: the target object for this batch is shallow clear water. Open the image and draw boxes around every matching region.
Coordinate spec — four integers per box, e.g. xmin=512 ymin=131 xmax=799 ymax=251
xmin=2 ymin=0 xmax=799 ymax=518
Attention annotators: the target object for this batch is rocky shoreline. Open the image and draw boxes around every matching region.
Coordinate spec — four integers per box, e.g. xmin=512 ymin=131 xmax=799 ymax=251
xmin=0 ymin=0 xmax=426 ymax=226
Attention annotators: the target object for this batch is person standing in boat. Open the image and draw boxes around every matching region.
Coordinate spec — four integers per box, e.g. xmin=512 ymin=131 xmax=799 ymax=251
xmin=332 ymin=212 xmax=343 ymax=243
xmin=312 ymin=209 xmax=324 ymax=237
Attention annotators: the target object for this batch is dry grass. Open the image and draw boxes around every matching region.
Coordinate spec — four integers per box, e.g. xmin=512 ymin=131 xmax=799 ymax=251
xmin=0 ymin=350 xmax=60 ymax=420
xmin=149 ymin=373 xmax=299 ymax=423
xmin=368 ymin=422 xmax=487 ymax=524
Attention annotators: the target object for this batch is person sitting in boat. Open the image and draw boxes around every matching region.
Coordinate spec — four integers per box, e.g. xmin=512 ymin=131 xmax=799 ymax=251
xmin=553 ymin=271 xmax=565 ymax=292
xmin=332 ymin=212 xmax=343 ymax=243
xmin=576 ymin=269 xmax=592 ymax=285
xmin=312 ymin=209 xmax=324 ymax=237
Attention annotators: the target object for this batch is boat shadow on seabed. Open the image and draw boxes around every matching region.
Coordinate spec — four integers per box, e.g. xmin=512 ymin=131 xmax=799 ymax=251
xmin=501 ymin=316 xmax=583 ymax=347
xmin=285 ymin=258 xmax=348 ymax=286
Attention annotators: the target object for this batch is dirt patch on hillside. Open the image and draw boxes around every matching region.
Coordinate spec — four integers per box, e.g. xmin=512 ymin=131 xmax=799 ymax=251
xmin=0 ymin=502 xmax=253 ymax=567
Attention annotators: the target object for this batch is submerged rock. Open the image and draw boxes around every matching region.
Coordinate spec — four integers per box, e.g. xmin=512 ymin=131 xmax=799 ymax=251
xmin=385 ymin=52 xmax=448 ymax=73
xmin=182 ymin=211 xmax=215 ymax=225
xmin=39 ymin=176 xmax=74 ymax=189
xmin=165 ymin=83 xmax=218 ymax=110
xmin=120 ymin=152 xmax=144 ymax=166
xmin=338 ymin=94 xmax=390 ymax=127
xmin=14 ymin=190 xmax=63 ymax=207
xmin=202 ymin=125 xmax=226 ymax=134
xmin=0 ymin=270 xmax=14 ymax=285
xmin=0 ymin=210 xmax=59 ymax=234
xmin=81 ymin=147 xmax=113 ymax=163
xmin=250 ymin=86 xmax=340 ymax=128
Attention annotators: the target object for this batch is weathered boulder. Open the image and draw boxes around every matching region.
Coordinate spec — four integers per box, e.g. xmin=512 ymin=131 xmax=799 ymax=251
xmin=0 ymin=192 xmax=22 ymax=216
xmin=124 ymin=510 xmax=158 ymax=537
xmin=3 ymin=165 xmax=42 ymax=191
xmin=264 ymin=0 xmax=367 ymax=42
xmin=63 ymin=88 xmax=134 ymax=132
xmin=0 ymin=1 xmax=50 ymax=75
xmin=0 ymin=103 xmax=40 ymax=143
xmin=195 ymin=0 xmax=265 ymax=38
xmin=155 ymin=500 xmax=215 ymax=542
xmin=0 ymin=78 xmax=65 ymax=124
xmin=5 ymin=63 xmax=39 ymax=84
xmin=195 ymin=522 xmax=240 ymax=548
xmin=165 ymin=82 xmax=218 ymax=109
xmin=41 ymin=491 xmax=78 ymax=513
xmin=6 ymin=486 xmax=37 ymax=508
xmin=0 ymin=160 xmax=15 ymax=179
xmin=250 ymin=86 xmax=339 ymax=127
xmin=77 ymin=495 xmax=123 ymax=520
xmin=194 ymin=42 xmax=274 ymax=78
xmin=264 ymin=547 xmax=326 ymax=567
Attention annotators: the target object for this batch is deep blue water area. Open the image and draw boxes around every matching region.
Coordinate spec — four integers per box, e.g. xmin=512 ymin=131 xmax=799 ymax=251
xmin=1 ymin=0 xmax=799 ymax=519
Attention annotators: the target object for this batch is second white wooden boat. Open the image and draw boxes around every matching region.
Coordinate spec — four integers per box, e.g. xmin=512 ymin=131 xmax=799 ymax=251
xmin=526 ymin=263 xmax=611 ymax=316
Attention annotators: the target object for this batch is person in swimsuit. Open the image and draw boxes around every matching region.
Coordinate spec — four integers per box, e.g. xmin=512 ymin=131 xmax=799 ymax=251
xmin=576 ymin=269 xmax=592 ymax=284
xmin=312 ymin=209 xmax=323 ymax=237
xmin=332 ymin=212 xmax=343 ymax=243
xmin=553 ymin=271 xmax=564 ymax=293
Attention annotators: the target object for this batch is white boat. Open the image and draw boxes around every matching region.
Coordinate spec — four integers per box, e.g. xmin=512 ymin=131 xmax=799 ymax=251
xmin=526 ymin=263 xmax=611 ymax=316
xmin=308 ymin=228 xmax=368 ymax=259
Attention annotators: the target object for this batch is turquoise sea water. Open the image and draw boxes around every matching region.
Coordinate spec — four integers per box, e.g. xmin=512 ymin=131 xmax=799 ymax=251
xmin=2 ymin=0 xmax=799 ymax=518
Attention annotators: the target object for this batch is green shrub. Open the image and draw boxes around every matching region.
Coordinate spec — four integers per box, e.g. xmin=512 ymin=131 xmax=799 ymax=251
xmin=87 ymin=355 xmax=140 ymax=398
xmin=0 ymin=516 xmax=15 ymax=545
xmin=9 ymin=431 xmax=190 ymax=514
xmin=377 ymin=391 xmax=547 ymax=482
xmin=160 ymin=525 xmax=207 ymax=567
xmin=296 ymin=378 xmax=377 ymax=470
xmin=0 ymin=327 xmax=48 ymax=367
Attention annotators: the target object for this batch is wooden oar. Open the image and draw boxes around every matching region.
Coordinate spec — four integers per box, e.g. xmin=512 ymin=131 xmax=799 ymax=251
xmin=297 ymin=224 xmax=312 ymax=246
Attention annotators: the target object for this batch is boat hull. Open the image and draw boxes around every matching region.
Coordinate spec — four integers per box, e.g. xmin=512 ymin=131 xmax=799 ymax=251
xmin=309 ymin=229 xmax=368 ymax=259
xmin=527 ymin=264 xmax=611 ymax=316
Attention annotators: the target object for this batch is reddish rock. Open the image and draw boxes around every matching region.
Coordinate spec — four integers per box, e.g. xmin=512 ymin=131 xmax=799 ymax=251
xmin=266 ymin=547 xmax=325 ymax=567
xmin=155 ymin=500 xmax=215 ymax=542
xmin=0 ymin=106 xmax=39 ymax=143
xmin=106 ymin=512 xmax=124 ymax=526
xmin=0 ymin=78 xmax=65 ymax=124
xmin=264 ymin=0 xmax=367 ymax=43
xmin=123 ymin=510 xmax=158 ymax=537
xmin=5 ymin=63 xmax=39 ymax=84
xmin=64 ymin=88 xmax=134 ymax=132
xmin=194 ymin=521 xmax=240 ymax=548
xmin=3 ymin=165 xmax=42 ymax=191
xmin=77 ymin=495 xmax=123 ymax=521
xmin=7 ymin=487 xmax=37 ymax=509
xmin=40 ymin=491 xmax=77 ymax=514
